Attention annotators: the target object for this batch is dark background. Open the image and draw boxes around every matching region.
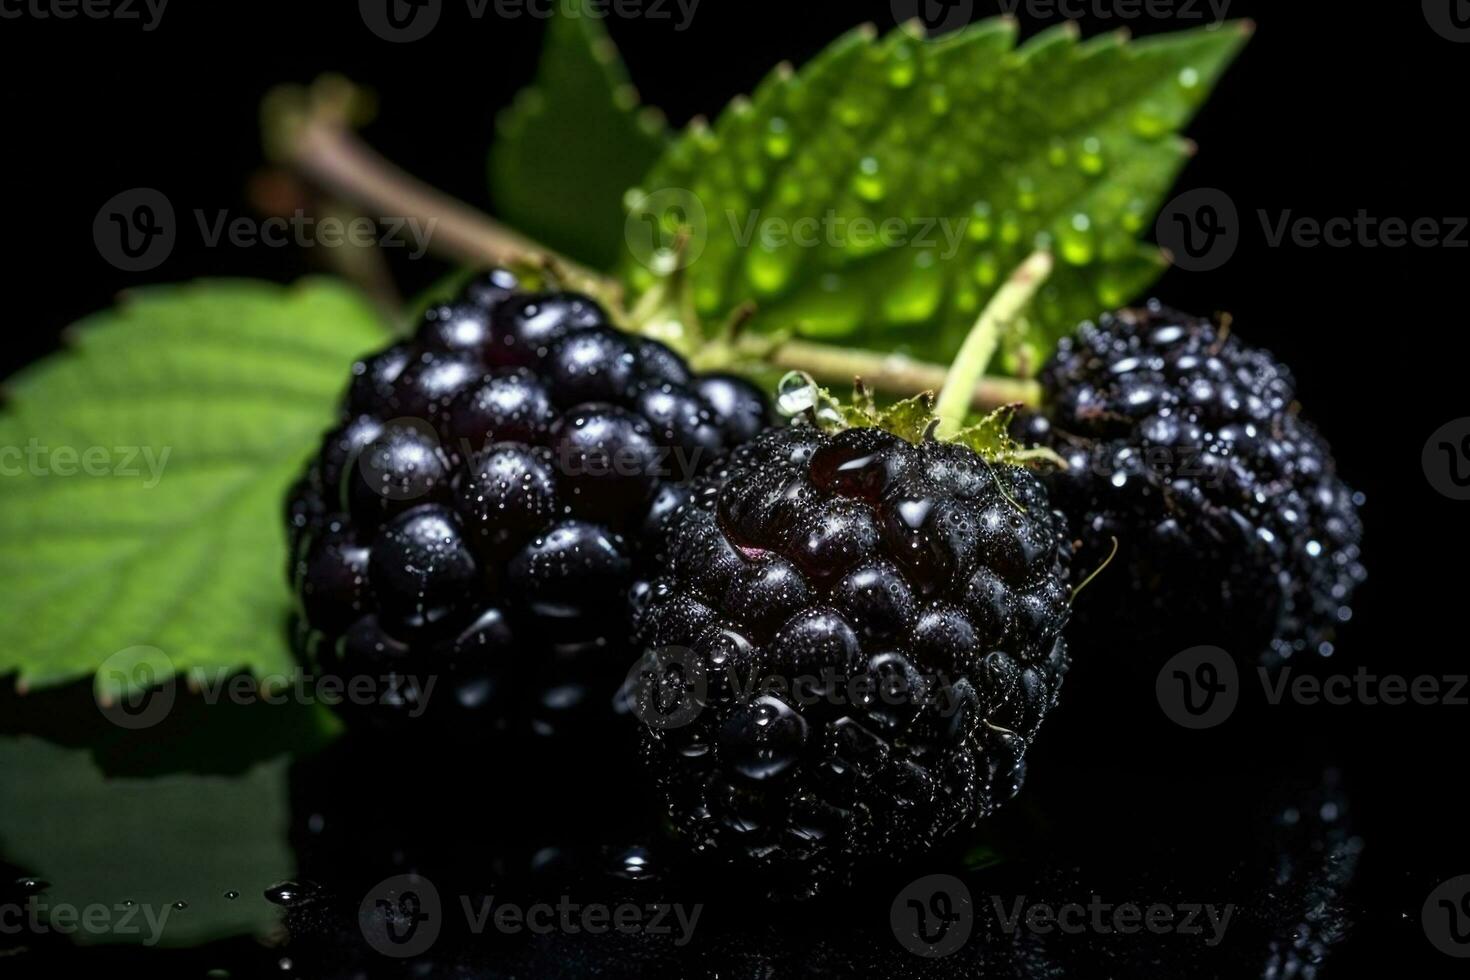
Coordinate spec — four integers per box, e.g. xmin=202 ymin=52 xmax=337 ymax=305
xmin=2 ymin=0 xmax=1467 ymax=971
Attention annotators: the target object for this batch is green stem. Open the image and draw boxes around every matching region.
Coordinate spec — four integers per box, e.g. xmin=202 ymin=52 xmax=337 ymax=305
xmin=747 ymin=337 xmax=1040 ymax=411
xmin=264 ymin=77 xmax=608 ymax=295
xmin=267 ymin=78 xmax=1047 ymax=414
xmin=934 ymin=250 xmax=1054 ymax=437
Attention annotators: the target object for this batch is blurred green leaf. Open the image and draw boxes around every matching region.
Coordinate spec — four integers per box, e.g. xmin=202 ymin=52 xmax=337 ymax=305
xmin=620 ymin=20 xmax=1249 ymax=370
xmin=0 ymin=279 xmax=387 ymax=691
xmin=490 ymin=0 xmax=669 ymax=270
xmin=0 ymin=735 xmax=294 ymax=946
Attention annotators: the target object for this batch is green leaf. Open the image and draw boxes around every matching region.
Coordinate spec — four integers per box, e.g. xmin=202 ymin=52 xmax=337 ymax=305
xmin=0 ymin=279 xmax=388 ymax=691
xmin=0 ymin=735 xmax=296 ymax=946
xmin=490 ymin=0 xmax=669 ymax=270
xmin=620 ymin=19 xmax=1249 ymax=369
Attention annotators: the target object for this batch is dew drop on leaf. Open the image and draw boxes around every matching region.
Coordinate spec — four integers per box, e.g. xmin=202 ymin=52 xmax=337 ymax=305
xmin=967 ymin=201 xmax=994 ymax=242
xmin=1131 ymin=102 xmax=1169 ymax=138
xmin=1078 ymin=136 xmax=1106 ymax=174
xmin=1059 ymin=213 xmax=1096 ymax=266
xmin=745 ymin=244 xmax=798 ymax=295
xmin=882 ymin=254 xmax=944 ymax=324
xmin=852 ymin=156 xmax=886 ymax=202
xmin=973 ymin=252 xmax=999 ymax=287
xmin=928 ymin=84 xmax=951 ymax=115
xmin=1000 ymin=212 xmax=1023 ymax=245
xmin=1016 ymin=177 xmax=1039 ymax=212
xmin=764 ymin=118 xmax=792 ymax=159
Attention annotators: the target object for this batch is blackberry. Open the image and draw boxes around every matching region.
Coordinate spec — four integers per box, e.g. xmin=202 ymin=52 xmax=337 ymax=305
xmin=628 ymin=416 xmax=1072 ymax=896
xmin=1018 ymin=301 xmax=1365 ymax=664
xmin=286 ymin=269 xmax=770 ymax=738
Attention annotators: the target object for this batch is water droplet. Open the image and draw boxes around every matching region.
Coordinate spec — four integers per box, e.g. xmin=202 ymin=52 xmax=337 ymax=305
xmin=1058 ymin=213 xmax=1095 ymax=265
xmin=610 ymin=846 xmax=658 ymax=881
xmin=966 ymin=201 xmax=993 ymax=242
xmin=1096 ymin=273 xmax=1130 ymax=308
xmin=928 ymin=84 xmax=951 ymax=115
xmin=1178 ymin=66 xmax=1201 ymax=90
xmin=1016 ymin=177 xmax=1038 ymax=212
xmin=763 ymin=118 xmax=792 ymax=159
xmin=1121 ymin=198 xmax=1148 ymax=233
xmin=744 ymin=244 xmax=797 ymax=296
xmin=882 ymin=253 xmax=944 ymax=324
xmin=15 ymin=878 xmax=50 ymax=894
xmin=1078 ymin=137 xmax=1105 ymax=175
xmin=972 ymin=253 xmax=999 ymax=287
xmin=999 ymin=212 xmax=1023 ymax=245
xmin=264 ymin=881 xmax=318 ymax=908
xmin=835 ymin=100 xmax=866 ymax=127
xmin=1131 ymin=102 xmax=1169 ymax=138
xmin=774 ymin=372 xmax=814 ymax=416
xmin=224 ymin=890 xmax=240 ymax=901
xmin=852 ymin=156 xmax=885 ymax=202
xmin=172 ymin=901 xmax=189 ymax=911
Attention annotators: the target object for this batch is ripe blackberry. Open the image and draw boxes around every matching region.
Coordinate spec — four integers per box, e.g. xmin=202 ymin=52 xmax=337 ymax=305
xmin=285 ymin=269 xmax=770 ymax=738
xmin=1017 ymin=301 xmax=1365 ymax=664
xmin=628 ymin=415 xmax=1072 ymax=896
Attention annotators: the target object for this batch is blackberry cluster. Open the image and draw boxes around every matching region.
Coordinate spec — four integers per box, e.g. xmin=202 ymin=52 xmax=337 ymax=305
xmin=285 ymin=270 xmax=769 ymax=736
xmin=630 ymin=424 xmax=1072 ymax=895
xmin=1017 ymin=301 xmax=1365 ymax=663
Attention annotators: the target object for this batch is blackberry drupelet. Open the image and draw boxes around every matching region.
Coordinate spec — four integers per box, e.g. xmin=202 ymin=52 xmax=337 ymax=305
xmin=629 ymin=421 xmax=1072 ymax=896
xmin=285 ymin=269 xmax=770 ymax=738
xmin=1017 ymin=300 xmax=1365 ymax=664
